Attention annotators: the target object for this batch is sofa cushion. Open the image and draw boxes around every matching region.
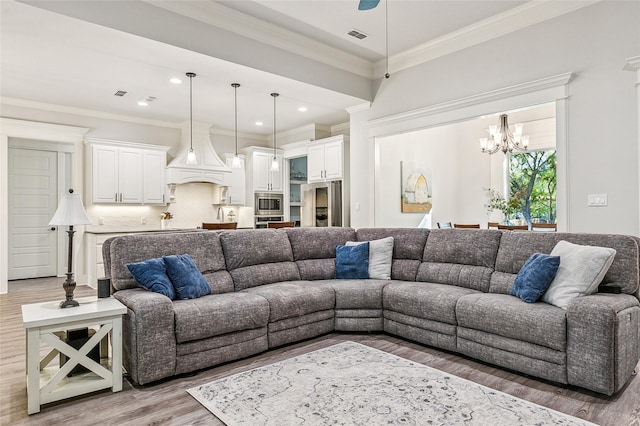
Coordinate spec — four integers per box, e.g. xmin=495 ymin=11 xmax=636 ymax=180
xmin=456 ymin=293 xmax=566 ymax=351
xmin=243 ymin=281 xmax=335 ymax=322
xmin=285 ymin=227 xmax=357 ymax=280
xmin=542 ymin=241 xmax=616 ymax=309
xmin=347 ymin=237 xmax=393 ymax=279
xmin=509 ymin=253 xmax=560 ymax=303
xmin=286 ymin=227 xmax=357 ymax=261
xmin=331 ymin=279 xmax=390 ymax=310
xmin=356 ymin=228 xmax=429 ymax=281
xmin=107 ymin=231 xmax=232 ymax=294
xmin=220 ymin=230 xmax=300 ymax=290
xmin=173 ymin=292 xmax=269 ymax=343
xmin=383 ymin=281 xmax=479 ymax=325
xmin=126 ymin=257 xmax=175 ymax=299
xmin=335 ymin=243 xmax=369 ymax=279
xmin=494 ymin=232 xmax=638 ymax=295
xmin=417 ymin=229 xmax=501 ymax=292
xmin=164 ymin=254 xmax=211 ymax=300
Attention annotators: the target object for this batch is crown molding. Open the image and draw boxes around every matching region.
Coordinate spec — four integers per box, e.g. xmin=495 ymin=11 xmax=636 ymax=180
xmin=374 ymin=0 xmax=599 ymax=78
xmin=346 ymin=102 xmax=372 ymax=114
xmin=148 ymin=1 xmax=373 ymax=79
xmin=1 ymin=97 xmax=180 ymax=129
xmin=367 ymin=72 xmax=572 ymax=129
xmin=209 ymin=127 xmax=267 ymax=142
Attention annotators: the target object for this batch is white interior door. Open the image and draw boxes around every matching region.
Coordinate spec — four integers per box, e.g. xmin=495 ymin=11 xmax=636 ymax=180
xmin=8 ymin=148 xmax=58 ymax=280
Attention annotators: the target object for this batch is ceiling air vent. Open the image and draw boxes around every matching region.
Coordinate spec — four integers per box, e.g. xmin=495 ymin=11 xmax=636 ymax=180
xmin=114 ymin=90 xmax=127 ymax=97
xmin=347 ymin=29 xmax=368 ymax=40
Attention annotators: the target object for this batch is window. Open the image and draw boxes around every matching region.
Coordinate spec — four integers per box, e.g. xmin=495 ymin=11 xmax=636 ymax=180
xmin=509 ymin=150 xmax=556 ymax=225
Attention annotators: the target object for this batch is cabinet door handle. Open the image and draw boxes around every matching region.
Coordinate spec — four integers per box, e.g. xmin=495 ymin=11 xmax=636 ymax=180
xmin=115 ymin=193 xmax=118 ymax=202
xmin=119 ymin=193 xmax=123 ymax=202
xmin=163 ymin=194 xmax=165 ymax=203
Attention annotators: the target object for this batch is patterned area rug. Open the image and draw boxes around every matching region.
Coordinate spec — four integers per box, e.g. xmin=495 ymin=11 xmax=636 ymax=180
xmin=188 ymin=341 xmax=595 ymax=426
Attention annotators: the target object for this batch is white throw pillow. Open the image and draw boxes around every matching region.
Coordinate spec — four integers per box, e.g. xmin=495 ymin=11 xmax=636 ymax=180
xmin=346 ymin=237 xmax=394 ymax=280
xmin=542 ymin=240 xmax=616 ymax=309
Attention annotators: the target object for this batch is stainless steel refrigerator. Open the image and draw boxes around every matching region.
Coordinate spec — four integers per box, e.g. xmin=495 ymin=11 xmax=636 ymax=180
xmin=301 ymin=181 xmax=342 ymax=227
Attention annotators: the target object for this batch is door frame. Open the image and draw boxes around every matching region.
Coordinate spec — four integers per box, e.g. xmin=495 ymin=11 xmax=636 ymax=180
xmin=1 ymin=118 xmax=89 ymax=294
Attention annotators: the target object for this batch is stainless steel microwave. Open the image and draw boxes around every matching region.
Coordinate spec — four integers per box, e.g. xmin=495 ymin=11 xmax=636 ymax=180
xmin=254 ymin=192 xmax=283 ymax=216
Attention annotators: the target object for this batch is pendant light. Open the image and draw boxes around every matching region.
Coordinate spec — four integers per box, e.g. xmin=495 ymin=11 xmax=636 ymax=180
xmin=231 ymin=83 xmax=242 ymax=168
xmin=384 ymin=0 xmax=390 ymax=79
xmin=186 ymin=72 xmax=197 ymax=165
xmin=270 ymin=92 xmax=280 ymax=172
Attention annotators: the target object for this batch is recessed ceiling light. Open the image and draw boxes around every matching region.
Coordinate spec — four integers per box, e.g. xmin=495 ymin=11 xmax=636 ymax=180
xmin=255 ymin=121 xmax=263 ymax=126
xmin=298 ymin=107 xmax=308 ymax=112
xmin=170 ymin=77 xmax=182 ymax=84
xmin=137 ymin=100 xmax=148 ymax=106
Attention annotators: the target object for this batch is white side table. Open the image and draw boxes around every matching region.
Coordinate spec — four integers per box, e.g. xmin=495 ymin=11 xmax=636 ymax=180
xmin=21 ymin=296 xmax=127 ymax=414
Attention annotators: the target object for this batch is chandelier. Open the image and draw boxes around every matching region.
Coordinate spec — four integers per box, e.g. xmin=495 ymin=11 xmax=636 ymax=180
xmin=480 ymin=114 xmax=529 ymax=155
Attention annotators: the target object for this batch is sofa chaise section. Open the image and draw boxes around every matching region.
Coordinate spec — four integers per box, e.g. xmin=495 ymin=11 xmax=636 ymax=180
xmin=457 ymin=231 xmax=640 ymax=395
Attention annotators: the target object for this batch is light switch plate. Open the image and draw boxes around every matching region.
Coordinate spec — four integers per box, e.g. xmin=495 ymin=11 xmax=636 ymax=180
xmin=587 ymin=194 xmax=608 ymax=207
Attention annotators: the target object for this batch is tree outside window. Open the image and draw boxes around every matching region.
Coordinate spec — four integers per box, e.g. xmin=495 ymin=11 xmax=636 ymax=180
xmin=509 ymin=150 xmax=556 ymax=225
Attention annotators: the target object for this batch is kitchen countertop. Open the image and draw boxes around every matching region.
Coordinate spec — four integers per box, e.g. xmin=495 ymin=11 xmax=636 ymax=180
xmin=84 ymin=226 xmax=200 ymax=235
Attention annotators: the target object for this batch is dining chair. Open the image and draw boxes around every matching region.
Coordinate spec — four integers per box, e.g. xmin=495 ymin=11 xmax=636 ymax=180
xmin=453 ymin=224 xmax=480 ymax=229
xmin=267 ymin=221 xmax=296 ymax=229
xmin=202 ymin=222 xmax=238 ymax=230
xmin=497 ymin=224 xmax=529 ymax=231
xmin=487 ymin=222 xmax=499 ymax=229
xmin=531 ymin=223 xmax=557 ymax=232
xmin=437 ymin=222 xmax=452 ymax=229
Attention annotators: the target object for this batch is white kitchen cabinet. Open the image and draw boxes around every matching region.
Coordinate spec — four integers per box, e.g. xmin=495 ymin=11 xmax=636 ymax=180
xmin=143 ymin=150 xmax=167 ymax=204
xmin=307 ymin=136 xmax=345 ymax=183
xmin=87 ymin=139 xmax=168 ymax=205
xmin=223 ymin=154 xmax=246 ymax=205
xmin=248 ymin=149 xmax=283 ymax=193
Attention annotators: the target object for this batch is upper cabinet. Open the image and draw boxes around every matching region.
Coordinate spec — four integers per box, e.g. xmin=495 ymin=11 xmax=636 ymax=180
xmin=307 ymin=135 xmax=346 ymax=183
xmin=87 ymin=139 xmax=169 ymax=205
xmin=222 ymin=154 xmax=246 ymax=205
xmin=244 ymin=147 xmax=283 ymax=193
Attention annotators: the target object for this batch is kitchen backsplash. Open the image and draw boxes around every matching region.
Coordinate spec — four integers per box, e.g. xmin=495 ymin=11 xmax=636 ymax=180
xmin=86 ymin=182 xmax=252 ymax=229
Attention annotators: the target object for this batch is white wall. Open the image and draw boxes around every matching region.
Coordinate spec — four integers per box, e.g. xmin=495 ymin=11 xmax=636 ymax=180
xmin=374 ymin=105 xmax=555 ymax=228
xmin=351 ymin=1 xmax=640 ymax=235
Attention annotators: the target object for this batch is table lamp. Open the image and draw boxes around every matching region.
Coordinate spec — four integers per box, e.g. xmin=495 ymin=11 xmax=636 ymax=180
xmin=48 ymin=189 xmax=91 ymax=308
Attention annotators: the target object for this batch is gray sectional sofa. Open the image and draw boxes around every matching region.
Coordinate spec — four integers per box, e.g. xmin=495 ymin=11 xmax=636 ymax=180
xmin=103 ymin=227 xmax=640 ymax=396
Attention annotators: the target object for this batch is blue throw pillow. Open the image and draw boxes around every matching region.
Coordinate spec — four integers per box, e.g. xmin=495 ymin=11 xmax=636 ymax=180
xmin=126 ymin=257 xmax=175 ymax=300
xmin=163 ymin=254 xmax=211 ymax=300
xmin=335 ymin=243 xmax=369 ymax=279
xmin=510 ymin=253 xmax=561 ymax=303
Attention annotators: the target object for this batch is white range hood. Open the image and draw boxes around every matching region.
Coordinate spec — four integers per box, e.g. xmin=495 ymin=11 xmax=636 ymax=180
xmin=166 ymin=121 xmax=231 ymax=185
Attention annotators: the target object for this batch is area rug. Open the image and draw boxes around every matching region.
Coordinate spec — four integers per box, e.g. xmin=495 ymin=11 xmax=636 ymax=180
xmin=188 ymin=341 xmax=595 ymax=426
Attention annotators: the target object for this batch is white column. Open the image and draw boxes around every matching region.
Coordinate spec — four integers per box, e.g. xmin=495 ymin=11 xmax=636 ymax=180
xmin=626 ymin=57 xmax=640 ymax=235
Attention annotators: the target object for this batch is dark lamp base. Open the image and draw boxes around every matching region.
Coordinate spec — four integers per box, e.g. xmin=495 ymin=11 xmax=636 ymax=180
xmin=60 ymin=299 xmax=80 ymax=308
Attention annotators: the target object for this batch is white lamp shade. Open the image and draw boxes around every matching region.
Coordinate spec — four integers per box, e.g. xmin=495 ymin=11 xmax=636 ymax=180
xmin=49 ymin=193 xmax=91 ymax=226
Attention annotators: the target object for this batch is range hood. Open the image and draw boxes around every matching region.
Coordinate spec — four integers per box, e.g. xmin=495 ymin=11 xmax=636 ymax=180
xmin=166 ymin=121 xmax=231 ymax=185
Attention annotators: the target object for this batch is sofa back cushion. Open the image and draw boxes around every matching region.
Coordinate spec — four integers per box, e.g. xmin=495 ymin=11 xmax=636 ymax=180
xmin=220 ymin=229 xmax=300 ymax=290
xmin=285 ymin=227 xmax=357 ymax=280
xmin=492 ymin=232 xmax=639 ymax=295
xmin=416 ymin=229 xmax=502 ymax=292
xmin=106 ymin=231 xmax=233 ymax=295
xmin=356 ymin=228 xmax=429 ymax=281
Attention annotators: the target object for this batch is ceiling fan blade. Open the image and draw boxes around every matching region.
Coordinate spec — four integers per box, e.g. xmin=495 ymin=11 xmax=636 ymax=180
xmin=358 ymin=0 xmax=380 ymax=11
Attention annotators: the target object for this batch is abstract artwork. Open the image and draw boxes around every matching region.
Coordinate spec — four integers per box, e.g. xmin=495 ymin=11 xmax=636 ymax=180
xmin=401 ymin=161 xmax=432 ymax=213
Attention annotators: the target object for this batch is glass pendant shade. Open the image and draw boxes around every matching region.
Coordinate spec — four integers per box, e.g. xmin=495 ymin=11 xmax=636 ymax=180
xmin=271 ymin=156 xmax=279 ymax=172
xmin=231 ymin=154 xmax=242 ymax=168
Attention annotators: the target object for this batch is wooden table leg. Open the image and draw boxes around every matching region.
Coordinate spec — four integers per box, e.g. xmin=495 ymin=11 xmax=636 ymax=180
xmin=26 ymin=327 xmax=41 ymax=415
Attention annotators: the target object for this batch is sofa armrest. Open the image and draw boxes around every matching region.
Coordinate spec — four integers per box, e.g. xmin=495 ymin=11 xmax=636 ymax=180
xmin=566 ymin=293 xmax=640 ymax=395
xmin=113 ymin=289 xmax=176 ymax=385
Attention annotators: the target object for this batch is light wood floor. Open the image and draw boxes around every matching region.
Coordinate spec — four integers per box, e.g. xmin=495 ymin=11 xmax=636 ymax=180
xmin=1 ymin=278 xmax=639 ymax=426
